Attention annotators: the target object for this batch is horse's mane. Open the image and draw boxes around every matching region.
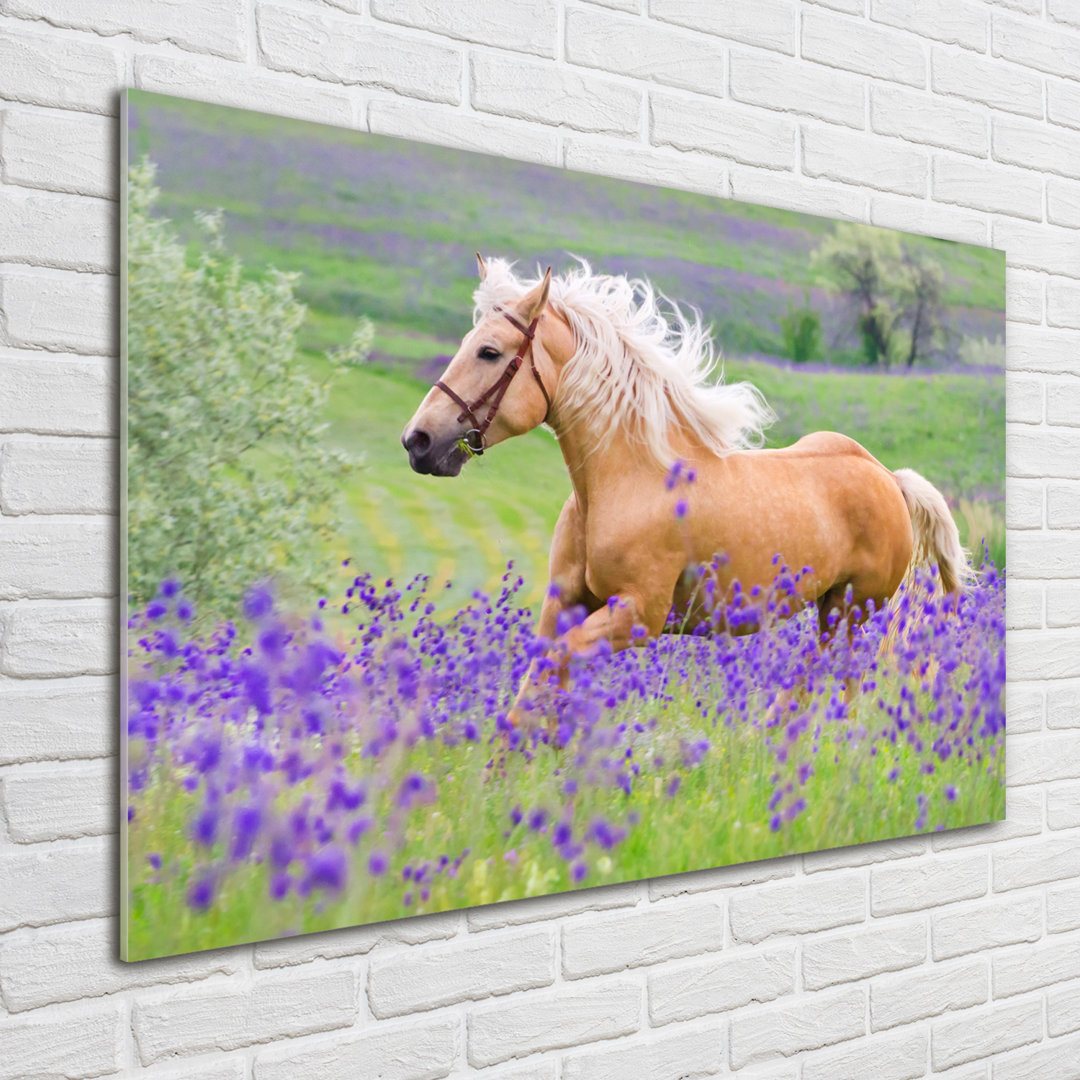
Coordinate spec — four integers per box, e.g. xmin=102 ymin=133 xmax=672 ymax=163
xmin=473 ymin=257 xmax=775 ymax=467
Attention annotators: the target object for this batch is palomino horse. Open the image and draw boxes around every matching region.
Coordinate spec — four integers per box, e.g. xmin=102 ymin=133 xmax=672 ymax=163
xmin=402 ymin=257 xmax=970 ymax=720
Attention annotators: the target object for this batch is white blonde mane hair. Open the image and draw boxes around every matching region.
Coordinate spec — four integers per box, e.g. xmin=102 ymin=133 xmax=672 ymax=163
xmin=473 ymin=257 xmax=775 ymax=467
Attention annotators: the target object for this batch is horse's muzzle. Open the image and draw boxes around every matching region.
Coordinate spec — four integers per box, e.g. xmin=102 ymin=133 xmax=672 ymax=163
xmin=402 ymin=429 xmax=466 ymax=476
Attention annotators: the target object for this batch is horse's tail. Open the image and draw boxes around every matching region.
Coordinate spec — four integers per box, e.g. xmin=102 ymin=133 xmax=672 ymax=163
xmin=893 ymin=467 xmax=973 ymax=594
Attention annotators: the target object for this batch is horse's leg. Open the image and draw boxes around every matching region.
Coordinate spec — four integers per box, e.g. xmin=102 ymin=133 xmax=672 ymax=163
xmin=508 ymin=493 xmax=591 ymax=728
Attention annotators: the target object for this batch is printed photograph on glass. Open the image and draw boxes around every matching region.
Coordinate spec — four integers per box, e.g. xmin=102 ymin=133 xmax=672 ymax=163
xmin=122 ymin=91 xmax=1005 ymax=961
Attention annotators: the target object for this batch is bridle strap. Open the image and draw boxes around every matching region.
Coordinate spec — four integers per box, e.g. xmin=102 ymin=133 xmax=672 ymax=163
xmin=433 ymin=309 xmax=552 ymax=455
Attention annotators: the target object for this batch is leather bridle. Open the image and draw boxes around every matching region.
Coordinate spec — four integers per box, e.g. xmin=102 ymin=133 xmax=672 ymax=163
xmin=434 ymin=308 xmax=553 ymax=456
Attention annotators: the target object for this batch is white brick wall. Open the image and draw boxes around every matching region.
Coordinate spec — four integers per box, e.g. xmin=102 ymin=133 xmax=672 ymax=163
xmin=0 ymin=1 xmax=1076 ymax=1076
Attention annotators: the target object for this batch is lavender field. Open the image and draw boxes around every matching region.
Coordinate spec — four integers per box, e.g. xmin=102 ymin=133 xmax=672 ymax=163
xmin=125 ymin=553 xmax=1004 ymax=960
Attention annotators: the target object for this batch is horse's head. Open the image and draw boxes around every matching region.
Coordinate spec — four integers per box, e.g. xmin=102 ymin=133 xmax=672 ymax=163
xmin=402 ymin=257 xmax=562 ymax=476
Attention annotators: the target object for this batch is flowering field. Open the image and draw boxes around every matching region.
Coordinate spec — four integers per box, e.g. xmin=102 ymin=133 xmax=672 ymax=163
xmin=124 ymin=557 xmax=1004 ymax=961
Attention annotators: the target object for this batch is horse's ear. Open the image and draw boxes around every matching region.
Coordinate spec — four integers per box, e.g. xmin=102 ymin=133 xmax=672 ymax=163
xmin=518 ymin=267 xmax=551 ymax=323
xmin=476 ymin=252 xmax=487 ymax=280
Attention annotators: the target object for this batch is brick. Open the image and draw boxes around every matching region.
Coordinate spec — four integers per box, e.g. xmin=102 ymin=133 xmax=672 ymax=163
xmin=466 ymin=881 xmax=638 ymax=930
xmin=1004 ymin=682 xmax=1044 ymax=732
xmin=993 ymin=12 xmax=1080 ymax=81
xmin=802 ymin=835 xmax=927 ymax=874
xmin=1050 ymin=0 xmax=1080 ymax=29
xmin=993 ymin=937 xmax=1080 ymax=998
xmin=803 ymin=126 xmax=926 ymax=196
xmin=730 ymin=49 xmax=862 ymax=128
xmin=729 ymin=872 xmax=864 ymax=943
xmin=0 ymin=837 xmax=110 ymax=932
xmin=1007 ymin=732 xmax=1080 ymax=784
xmin=869 ymin=196 xmax=986 ymax=246
xmin=1 ymin=106 xmax=115 ymax=198
xmin=651 ymin=0 xmax=796 ymax=54
xmin=259 ymin=5 xmax=460 ymax=104
xmin=648 ymin=945 xmax=795 ymax=1025
xmin=0 ymin=351 xmax=114 ymax=436
xmin=371 ymin=0 xmax=557 ymax=57
xmin=4 ymin=0 xmax=245 ymax=59
xmin=802 ymin=917 xmax=926 ymax=989
xmin=730 ymin=169 xmax=865 ymax=222
xmin=995 ymin=219 xmax=1080 ymax=279
xmin=368 ymin=927 xmax=554 ymax=1017
xmin=802 ymin=1027 xmax=927 ymax=1080
xmin=0 ymin=675 xmax=115 ymax=763
xmin=994 ymin=1039 xmax=1080 ymax=1080
xmin=2 ymin=758 xmax=112 ymax=841
xmin=1047 ymin=177 xmax=1080 ymax=229
xmin=1006 ymin=480 xmax=1042 ymax=530
xmin=1049 ymin=981 xmax=1080 ymax=1036
xmin=931 ymin=892 xmax=1041 ymax=960
xmin=1048 ymin=682 xmax=1080 ymax=727
xmin=994 ymin=835 xmax=1080 ymax=890
xmin=1049 ymin=881 xmax=1080 ymax=933
xmin=0 ymin=188 xmax=113 ymax=273
xmin=871 ymin=956 xmax=987 ymax=1030
xmin=133 ymin=55 xmax=355 ymax=128
xmin=254 ymin=1017 xmax=458 ymax=1080
xmin=871 ymin=852 xmax=987 ymax=915
xmin=562 ymin=899 xmax=723 ymax=978
xmin=872 ymin=85 xmax=987 ymax=157
xmin=1008 ymin=629 xmax=1080 ymax=678
xmin=1047 ymin=277 xmax=1080 ymax=328
xmin=1006 ymin=270 xmax=1044 ymax=326
xmin=0 ymin=917 xmax=237 ymax=1012
xmin=729 ymin=986 xmax=865 ymax=1069
xmin=1049 ymin=79 xmax=1080 ymax=131
xmin=1 ymin=269 xmax=115 ymax=355
xmin=561 ymin=1022 xmax=723 ymax=1080
xmin=994 ymin=115 xmax=1080 ymax=180
xmin=134 ymin=971 xmax=357 ymax=1065
xmin=0 ymin=436 xmax=115 ymax=514
xmin=1008 ymin=326 xmax=1080 ymax=376
xmin=932 ymin=998 xmax=1042 ymax=1070
xmin=0 ymin=1003 xmax=121 ymax=1080
xmin=1048 ymin=583 xmax=1080 ymax=628
xmin=468 ymin=981 xmax=641 ymax=1067
xmin=1007 ymin=376 xmax=1044 ymax=424
xmin=368 ymin=99 xmax=558 ymax=167
xmin=564 ymin=136 xmax=725 ymax=198
xmin=871 ymin=0 xmax=987 ymax=50
xmin=932 ymin=156 xmax=1041 ymax=220
xmin=1010 ymin=529 xmax=1080 ymax=574
xmin=0 ymin=519 xmax=114 ymax=600
xmin=255 ymin=910 xmax=460 ymax=968
xmin=651 ymin=93 xmax=796 ymax=169
xmin=1049 ymin=483 xmax=1080 ymax=528
xmin=0 ymin=599 xmax=114 ymax=677
xmin=932 ymin=47 xmax=1043 ymax=118
xmin=566 ymin=8 xmax=725 ymax=97
xmin=0 ymin=22 xmax=121 ymax=114
xmin=472 ymin=54 xmax=639 ymax=135
xmin=1009 ymin=432 xmax=1080 ymax=479
xmin=802 ymin=9 xmax=925 ymax=86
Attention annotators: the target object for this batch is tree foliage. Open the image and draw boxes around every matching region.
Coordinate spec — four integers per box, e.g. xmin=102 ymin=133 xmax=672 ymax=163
xmin=126 ymin=159 xmax=367 ymax=618
xmin=778 ymin=290 xmax=823 ymax=364
xmin=813 ymin=223 xmax=944 ymax=368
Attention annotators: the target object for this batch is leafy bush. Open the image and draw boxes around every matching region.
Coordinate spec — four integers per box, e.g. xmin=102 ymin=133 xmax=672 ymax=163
xmin=126 ymin=159 xmax=365 ymax=618
xmin=779 ymin=291 xmax=823 ymax=363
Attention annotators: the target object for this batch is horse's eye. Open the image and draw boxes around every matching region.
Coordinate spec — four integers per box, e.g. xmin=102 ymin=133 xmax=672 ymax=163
xmin=478 ymin=347 xmax=502 ymax=361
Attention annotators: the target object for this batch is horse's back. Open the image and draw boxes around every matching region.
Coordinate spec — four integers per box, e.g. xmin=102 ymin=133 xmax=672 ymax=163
xmin=782 ymin=430 xmax=888 ymax=469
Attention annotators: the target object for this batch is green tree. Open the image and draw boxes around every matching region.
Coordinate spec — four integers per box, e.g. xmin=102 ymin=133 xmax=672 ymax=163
xmin=126 ymin=159 xmax=367 ymax=618
xmin=813 ymin=223 xmax=944 ymax=369
xmin=778 ymin=290 xmax=823 ymax=364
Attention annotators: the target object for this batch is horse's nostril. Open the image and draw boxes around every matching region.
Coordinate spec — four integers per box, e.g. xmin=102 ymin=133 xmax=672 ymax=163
xmin=404 ymin=429 xmax=432 ymax=457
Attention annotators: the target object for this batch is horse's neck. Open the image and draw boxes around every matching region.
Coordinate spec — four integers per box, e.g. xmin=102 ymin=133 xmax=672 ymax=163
xmin=552 ymin=415 xmax=675 ymax=516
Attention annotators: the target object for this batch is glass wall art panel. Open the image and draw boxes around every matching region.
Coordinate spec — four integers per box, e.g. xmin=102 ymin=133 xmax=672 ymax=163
xmin=122 ymin=90 xmax=1005 ymax=960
